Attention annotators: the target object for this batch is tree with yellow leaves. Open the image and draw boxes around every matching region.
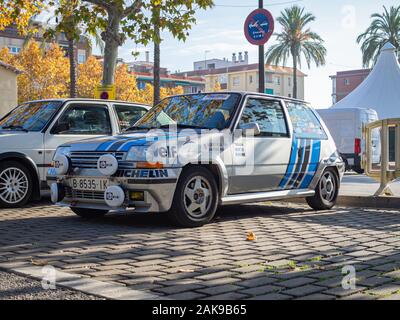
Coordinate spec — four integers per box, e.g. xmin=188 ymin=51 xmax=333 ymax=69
xmin=0 ymin=41 xmax=70 ymax=103
xmin=1 ymin=41 xmax=183 ymax=104
xmin=77 ymin=55 xmax=102 ymax=98
xmin=212 ymin=81 xmax=222 ymax=92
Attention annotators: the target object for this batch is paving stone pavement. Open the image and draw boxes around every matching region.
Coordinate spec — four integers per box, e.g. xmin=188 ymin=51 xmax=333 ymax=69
xmin=1 ymin=201 xmax=400 ymax=300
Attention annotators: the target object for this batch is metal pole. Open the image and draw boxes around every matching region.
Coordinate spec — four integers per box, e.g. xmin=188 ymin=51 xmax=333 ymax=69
xmin=258 ymin=0 xmax=265 ymax=94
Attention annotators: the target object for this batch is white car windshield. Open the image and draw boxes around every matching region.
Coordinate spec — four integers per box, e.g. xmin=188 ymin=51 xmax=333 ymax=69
xmin=130 ymin=93 xmax=241 ymax=130
xmin=0 ymin=101 xmax=62 ymax=132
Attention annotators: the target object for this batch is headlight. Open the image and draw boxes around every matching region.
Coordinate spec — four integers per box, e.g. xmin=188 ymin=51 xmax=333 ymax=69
xmin=126 ymin=146 xmax=150 ymax=162
xmin=53 ymin=146 xmax=71 ymax=159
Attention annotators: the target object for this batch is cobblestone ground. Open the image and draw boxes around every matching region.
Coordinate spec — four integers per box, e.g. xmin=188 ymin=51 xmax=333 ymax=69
xmin=0 ymin=201 xmax=400 ymax=300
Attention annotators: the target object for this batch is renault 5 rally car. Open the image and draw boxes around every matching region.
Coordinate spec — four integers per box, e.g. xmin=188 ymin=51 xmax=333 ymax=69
xmin=48 ymin=92 xmax=345 ymax=227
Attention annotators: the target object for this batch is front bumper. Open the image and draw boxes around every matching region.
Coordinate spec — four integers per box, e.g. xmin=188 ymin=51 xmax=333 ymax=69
xmin=47 ymin=167 xmax=181 ymax=213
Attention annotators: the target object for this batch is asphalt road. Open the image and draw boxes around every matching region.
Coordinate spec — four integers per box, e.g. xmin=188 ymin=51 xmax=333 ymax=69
xmin=0 ymin=270 xmax=102 ymax=300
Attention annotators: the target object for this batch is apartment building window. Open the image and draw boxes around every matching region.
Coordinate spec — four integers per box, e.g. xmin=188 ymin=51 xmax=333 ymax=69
xmin=288 ymin=77 xmax=292 ymax=87
xmin=344 ymin=78 xmax=350 ymax=86
xmin=265 ymin=73 xmax=273 ymax=84
xmin=8 ymin=46 xmax=21 ymax=54
xmin=233 ymin=76 xmax=240 ymax=87
xmin=249 ymin=75 xmax=253 ymax=84
xmin=275 ymin=76 xmax=281 ymax=85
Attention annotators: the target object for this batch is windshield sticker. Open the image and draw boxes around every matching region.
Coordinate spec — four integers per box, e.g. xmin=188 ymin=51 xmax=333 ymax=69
xmin=202 ymin=94 xmax=231 ymax=101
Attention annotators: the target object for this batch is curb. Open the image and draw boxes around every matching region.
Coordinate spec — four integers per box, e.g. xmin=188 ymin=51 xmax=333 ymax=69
xmin=337 ymin=195 xmax=400 ymax=210
xmin=0 ymin=262 xmax=164 ymax=300
xmin=289 ymin=195 xmax=400 ymax=210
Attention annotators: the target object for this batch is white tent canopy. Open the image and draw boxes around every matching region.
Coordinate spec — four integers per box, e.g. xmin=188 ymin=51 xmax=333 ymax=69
xmin=332 ymin=43 xmax=400 ymax=119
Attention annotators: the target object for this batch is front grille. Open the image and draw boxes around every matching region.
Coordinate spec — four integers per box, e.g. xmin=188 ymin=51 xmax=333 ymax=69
xmin=65 ymin=188 xmax=104 ymax=201
xmin=70 ymin=151 xmax=125 ymax=169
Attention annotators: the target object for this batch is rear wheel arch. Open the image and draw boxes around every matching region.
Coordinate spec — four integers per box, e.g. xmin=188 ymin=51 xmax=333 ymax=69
xmin=0 ymin=153 xmax=41 ymax=200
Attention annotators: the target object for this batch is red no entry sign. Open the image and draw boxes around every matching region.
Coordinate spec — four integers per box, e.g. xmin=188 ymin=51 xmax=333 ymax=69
xmin=244 ymin=8 xmax=274 ymax=46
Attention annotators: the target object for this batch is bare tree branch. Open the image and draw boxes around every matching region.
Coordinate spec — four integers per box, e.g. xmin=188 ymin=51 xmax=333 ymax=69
xmin=84 ymin=0 xmax=113 ymax=12
xmin=123 ymin=0 xmax=144 ymax=17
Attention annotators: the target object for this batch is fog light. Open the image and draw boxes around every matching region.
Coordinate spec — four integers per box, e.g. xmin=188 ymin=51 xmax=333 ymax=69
xmin=130 ymin=191 xmax=144 ymax=201
xmin=104 ymin=185 xmax=125 ymax=208
xmin=50 ymin=183 xmax=65 ymax=203
xmin=53 ymin=154 xmax=70 ymax=175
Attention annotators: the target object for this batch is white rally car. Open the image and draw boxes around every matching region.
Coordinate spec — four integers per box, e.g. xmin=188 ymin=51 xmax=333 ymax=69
xmin=0 ymin=99 xmax=149 ymax=207
xmin=48 ymin=92 xmax=345 ymax=227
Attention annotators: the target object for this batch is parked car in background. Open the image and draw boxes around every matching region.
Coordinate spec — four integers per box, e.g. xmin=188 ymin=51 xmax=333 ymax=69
xmin=317 ymin=108 xmax=379 ymax=174
xmin=0 ymin=99 xmax=149 ymax=207
xmin=48 ymin=92 xmax=345 ymax=227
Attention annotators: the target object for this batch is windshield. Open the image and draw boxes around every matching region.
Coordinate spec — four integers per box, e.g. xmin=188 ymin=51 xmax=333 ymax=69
xmin=0 ymin=101 xmax=62 ymax=132
xmin=132 ymin=93 xmax=241 ymax=130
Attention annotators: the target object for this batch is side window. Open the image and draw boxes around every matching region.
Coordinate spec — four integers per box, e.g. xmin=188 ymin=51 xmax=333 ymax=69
xmin=286 ymin=102 xmax=328 ymax=139
xmin=239 ymin=98 xmax=289 ymax=137
xmin=114 ymin=104 xmax=147 ymax=131
xmin=52 ymin=104 xmax=112 ymax=135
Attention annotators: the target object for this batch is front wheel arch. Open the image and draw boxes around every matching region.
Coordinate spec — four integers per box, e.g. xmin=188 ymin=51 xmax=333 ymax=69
xmin=0 ymin=153 xmax=40 ymax=201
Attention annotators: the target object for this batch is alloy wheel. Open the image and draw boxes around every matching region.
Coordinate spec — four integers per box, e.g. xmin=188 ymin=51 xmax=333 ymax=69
xmin=0 ymin=167 xmax=29 ymax=205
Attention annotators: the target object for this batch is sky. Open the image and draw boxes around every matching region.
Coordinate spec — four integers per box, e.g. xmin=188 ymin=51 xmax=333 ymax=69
xmin=95 ymin=0 xmax=398 ymax=108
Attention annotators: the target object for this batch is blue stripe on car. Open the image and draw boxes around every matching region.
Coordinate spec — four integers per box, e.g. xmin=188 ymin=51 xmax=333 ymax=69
xmin=287 ymin=138 xmax=307 ymax=189
xmin=300 ymin=140 xmax=321 ymax=189
xmin=279 ymin=138 xmax=299 ymax=188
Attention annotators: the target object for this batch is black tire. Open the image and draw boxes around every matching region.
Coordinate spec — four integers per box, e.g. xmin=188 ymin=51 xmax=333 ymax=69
xmin=70 ymin=207 xmax=108 ymax=219
xmin=0 ymin=161 xmax=33 ymax=208
xmin=167 ymin=166 xmax=219 ymax=228
xmin=306 ymin=167 xmax=339 ymax=211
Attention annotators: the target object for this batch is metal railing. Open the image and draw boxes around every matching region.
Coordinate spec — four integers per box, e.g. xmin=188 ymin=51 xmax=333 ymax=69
xmin=363 ymin=118 xmax=400 ymax=196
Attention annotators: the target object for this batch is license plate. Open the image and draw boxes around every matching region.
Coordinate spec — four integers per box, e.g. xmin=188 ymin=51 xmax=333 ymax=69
xmin=70 ymin=178 xmax=108 ymax=192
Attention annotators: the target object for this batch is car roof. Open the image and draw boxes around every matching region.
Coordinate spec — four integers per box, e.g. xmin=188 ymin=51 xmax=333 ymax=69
xmin=22 ymin=98 xmax=150 ymax=108
xmin=163 ymin=91 xmax=309 ymax=105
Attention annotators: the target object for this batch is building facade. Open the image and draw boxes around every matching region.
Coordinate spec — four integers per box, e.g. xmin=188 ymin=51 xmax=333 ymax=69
xmin=125 ymin=52 xmax=205 ymax=94
xmin=193 ymin=52 xmax=249 ymax=71
xmin=330 ymin=69 xmax=370 ymax=104
xmin=0 ymin=24 xmax=91 ymax=64
xmin=205 ymin=63 xmax=306 ymax=99
xmin=0 ymin=60 xmax=21 ymax=116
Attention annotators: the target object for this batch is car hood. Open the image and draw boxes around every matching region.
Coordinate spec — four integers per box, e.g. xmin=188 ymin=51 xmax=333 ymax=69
xmin=66 ymin=130 xmax=218 ymax=153
xmin=0 ymin=131 xmax=42 ymax=149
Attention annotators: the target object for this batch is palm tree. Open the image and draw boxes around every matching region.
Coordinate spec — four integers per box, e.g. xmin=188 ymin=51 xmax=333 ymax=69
xmin=265 ymin=5 xmax=327 ymax=99
xmin=357 ymin=5 xmax=400 ymax=67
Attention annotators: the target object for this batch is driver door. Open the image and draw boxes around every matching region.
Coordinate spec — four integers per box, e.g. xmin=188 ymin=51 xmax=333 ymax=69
xmin=43 ymin=102 xmax=115 ymax=170
xmin=228 ymin=97 xmax=292 ymax=194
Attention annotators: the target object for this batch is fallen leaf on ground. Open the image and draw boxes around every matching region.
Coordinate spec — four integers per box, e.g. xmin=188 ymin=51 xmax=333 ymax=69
xmin=246 ymin=231 xmax=257 ymax=241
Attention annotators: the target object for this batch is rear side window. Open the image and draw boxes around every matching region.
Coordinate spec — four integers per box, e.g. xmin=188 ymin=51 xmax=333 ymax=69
xmin=286 ymin=102 xmax=327 ymax=139
xmin=115 ymin=104 xmax=147 ymax=131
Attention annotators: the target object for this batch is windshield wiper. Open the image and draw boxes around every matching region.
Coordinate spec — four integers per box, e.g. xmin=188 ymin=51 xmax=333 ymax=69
xmin=1 ymin=125 xmax=28 ymax=132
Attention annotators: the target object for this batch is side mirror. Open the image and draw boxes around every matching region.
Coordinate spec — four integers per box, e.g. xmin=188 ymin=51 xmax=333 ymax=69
xmin=240 ymin=122 xmax=261 ymax=136
xmin=52 ymin=121 xmax=70 ymax=134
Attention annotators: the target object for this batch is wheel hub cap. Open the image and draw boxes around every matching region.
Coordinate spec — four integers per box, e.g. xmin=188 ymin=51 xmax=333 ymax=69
xmin=183 ymin=176 xmax=212 ymax=219
xmin=0 ymin=167 xmax=29 ymax=204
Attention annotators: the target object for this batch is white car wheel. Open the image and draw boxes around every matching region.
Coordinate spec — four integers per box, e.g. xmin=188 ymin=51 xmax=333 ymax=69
xmin=0 ymin=162 xmax=32 ymax=208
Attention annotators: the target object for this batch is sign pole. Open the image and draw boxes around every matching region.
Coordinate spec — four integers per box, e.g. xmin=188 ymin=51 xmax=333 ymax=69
xmin=258 ymin=0 xmax=265 ymax=94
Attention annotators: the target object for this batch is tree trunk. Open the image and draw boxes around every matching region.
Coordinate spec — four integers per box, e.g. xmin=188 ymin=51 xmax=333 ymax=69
xmin=153 ymin=39 xmax=161 ymax=105
xmin=292 ymin=53 xmax=297 ymax=99
xmin=68 ymin=37 xmax=77 ymax=98
xmin=153 ymin=7 xmax=161 ymax=105
xmin=102 ymin=12 xmax=123 ymax=86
